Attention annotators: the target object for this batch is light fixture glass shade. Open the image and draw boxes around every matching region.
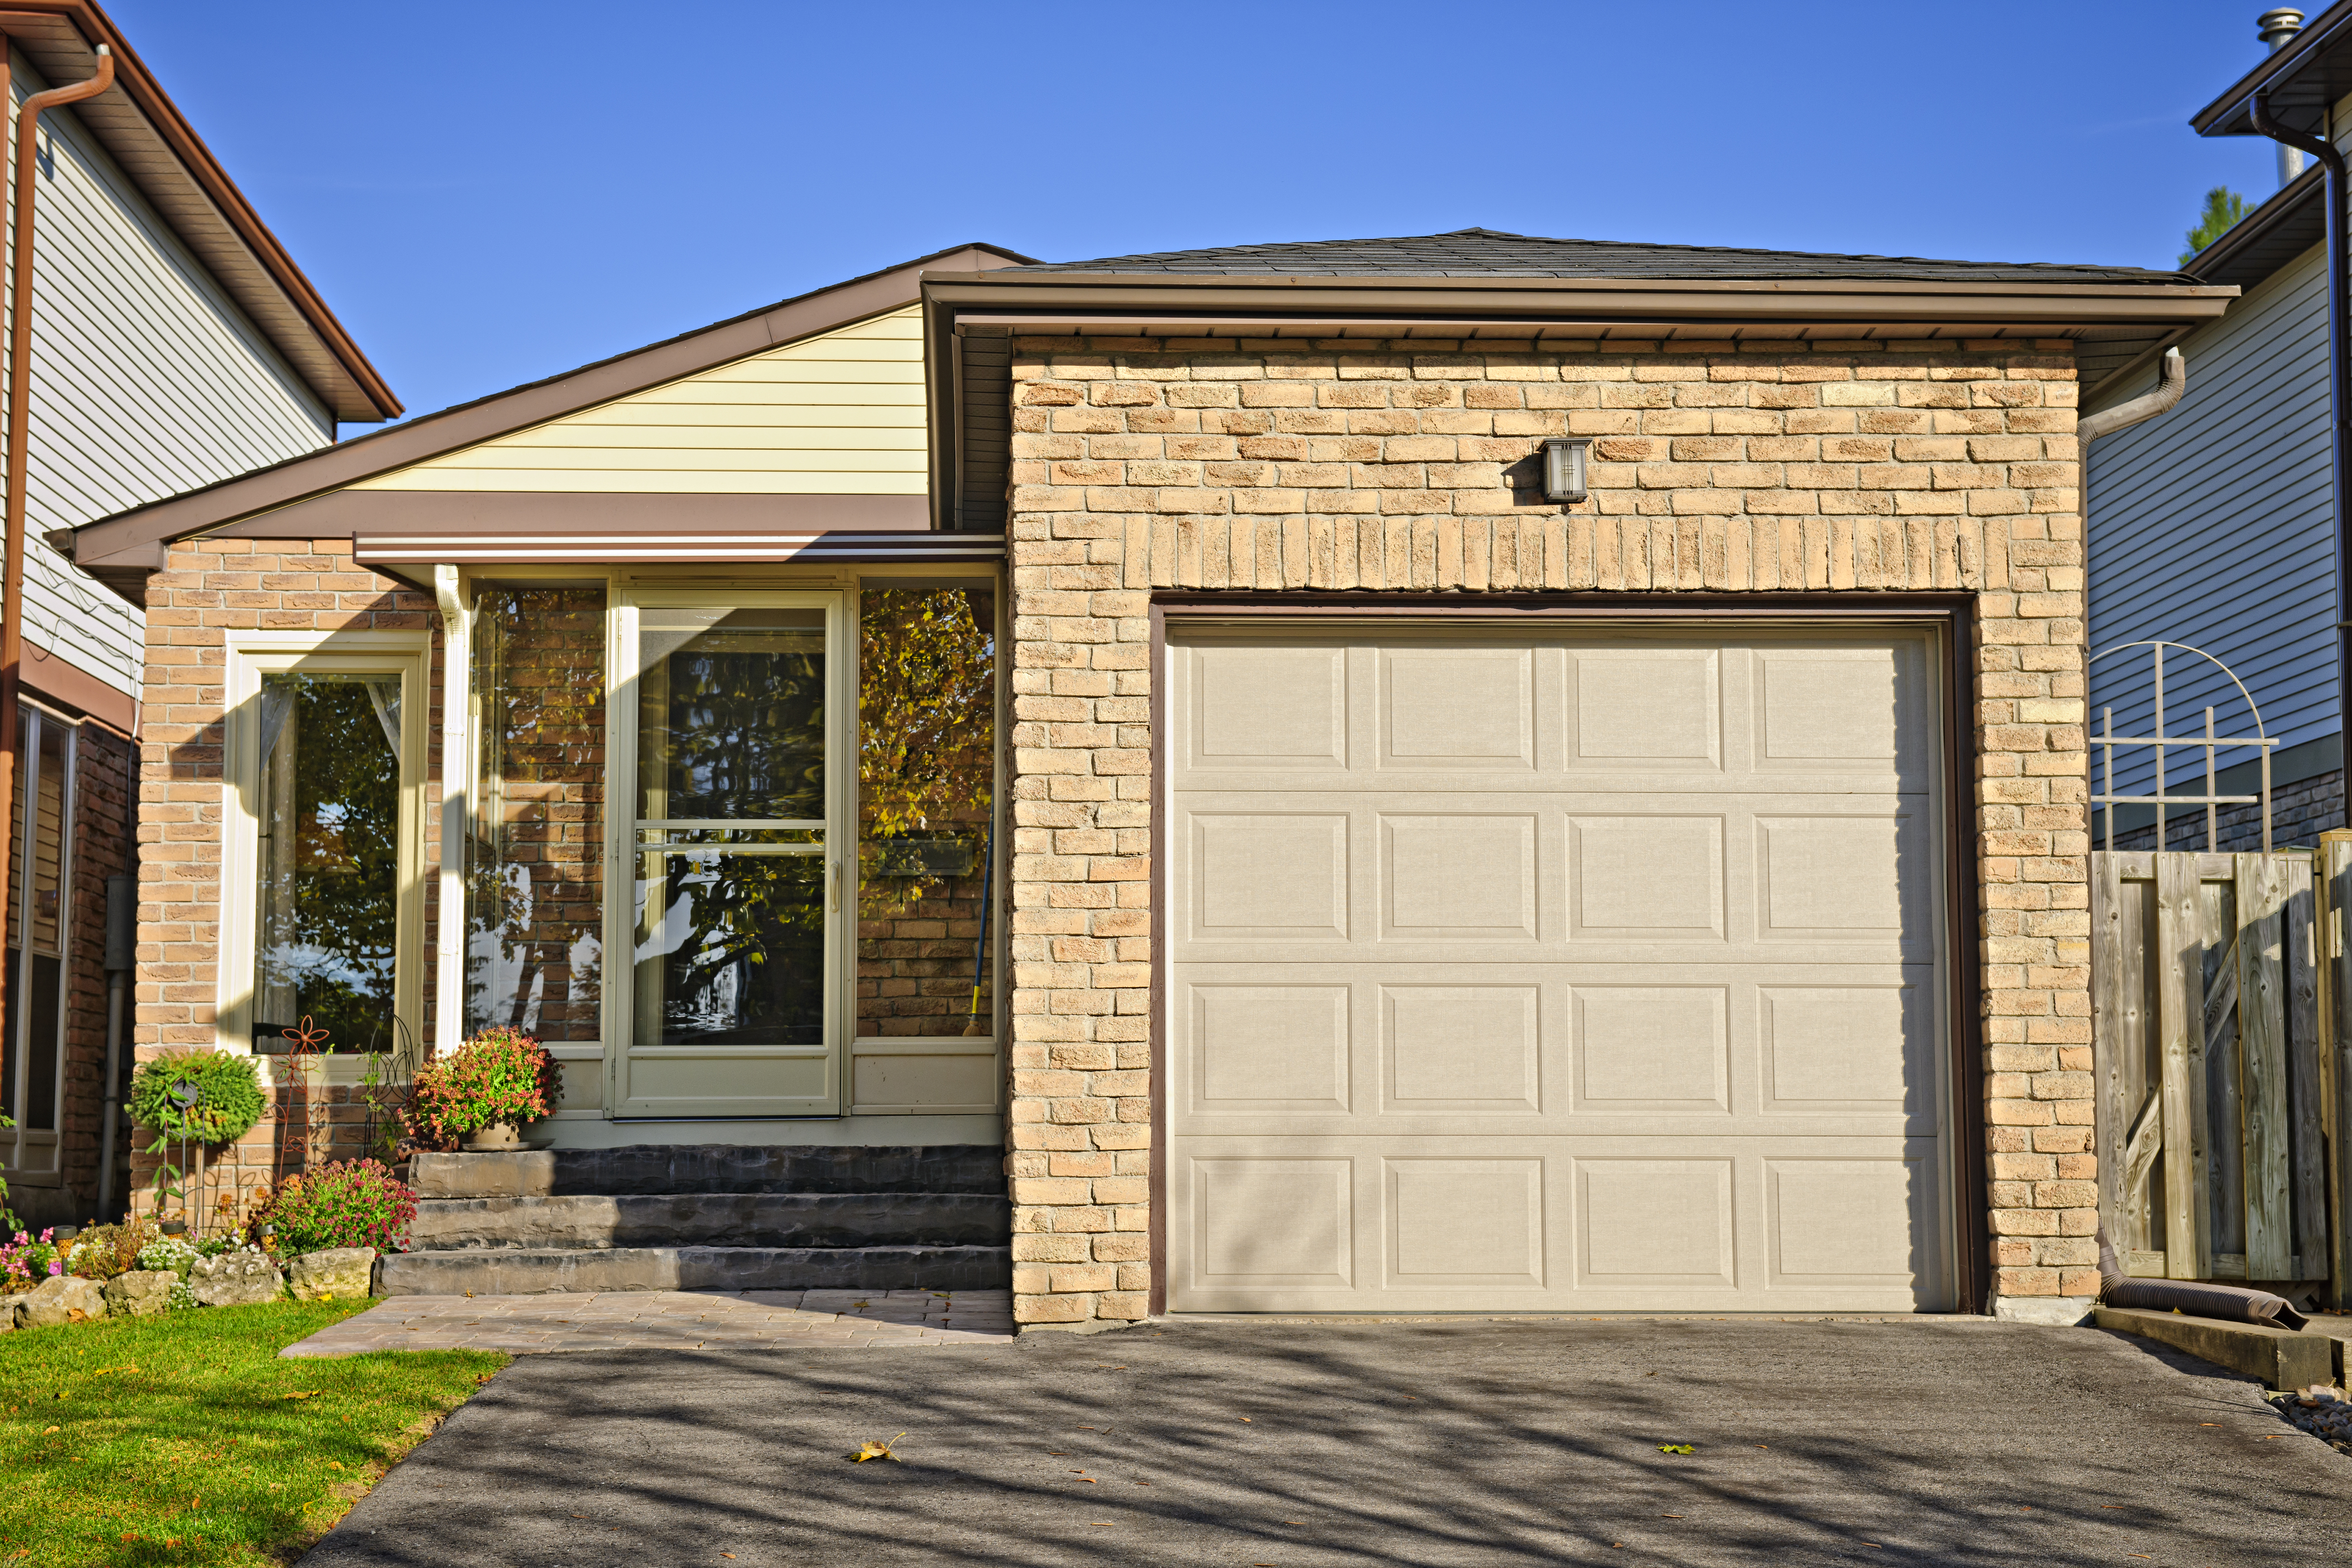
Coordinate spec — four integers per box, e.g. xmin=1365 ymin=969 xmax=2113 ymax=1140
xmin=1542 ymin=437 xmax=1589 ymax=502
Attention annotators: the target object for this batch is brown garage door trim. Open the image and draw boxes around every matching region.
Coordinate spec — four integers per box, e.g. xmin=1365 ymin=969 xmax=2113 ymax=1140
xmin=1146 ymin=592 xmax=1987 ymax=1317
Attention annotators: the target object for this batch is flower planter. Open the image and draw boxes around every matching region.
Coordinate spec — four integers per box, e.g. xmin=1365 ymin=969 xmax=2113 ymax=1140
xmin=461 ymin=1122 xmax=521 ymax=1152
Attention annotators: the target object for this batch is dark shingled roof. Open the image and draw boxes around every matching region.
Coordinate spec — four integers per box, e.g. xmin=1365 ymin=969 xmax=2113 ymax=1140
xmin=1007 ymin=227 xmax=2196 ymax=286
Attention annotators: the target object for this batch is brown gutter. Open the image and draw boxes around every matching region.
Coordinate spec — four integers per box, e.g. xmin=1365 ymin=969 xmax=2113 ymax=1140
xmin=0 ymin=36 xmax=109 ymax=1069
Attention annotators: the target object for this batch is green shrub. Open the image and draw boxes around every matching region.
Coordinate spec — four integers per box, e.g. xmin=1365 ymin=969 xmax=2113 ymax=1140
xmin=401 ymin=1027 xmax=560 ymax=1150
xmin=251 ymin=1159 xmax=417 ymax=1255
xmin=128 ymin=1049 xmax=266 ymax=1146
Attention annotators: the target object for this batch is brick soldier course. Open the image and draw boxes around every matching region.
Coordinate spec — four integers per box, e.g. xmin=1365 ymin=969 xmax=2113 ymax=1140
xmin=1001 ymin=333 xmax=2098 ymax=1327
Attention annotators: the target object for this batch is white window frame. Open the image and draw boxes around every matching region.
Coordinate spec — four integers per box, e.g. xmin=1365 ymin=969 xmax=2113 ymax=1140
xmin=217 ymin=630 xmax=430 ymax=1071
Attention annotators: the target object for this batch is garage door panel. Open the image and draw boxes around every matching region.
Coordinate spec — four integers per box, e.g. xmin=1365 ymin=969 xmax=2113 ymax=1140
xmin=1568 ymin=815 xmax=1726 ymax=939
xmin=1385 ymin=1159 xmax=1546 ymax=1287
xmin=1378 ymin=645 xmax=1536 ymax=769
xmin=1381 ymin=985 xmax=1542 ymax=1112
xmin=1380 ymin=813 xmax=1540 ymax=940
xmin=1188 ymin=643 xmax=1349 ymax=769
xmin=1169 ymin=626 xmax=1952 ymax=1315
xmin=1188 ymin=985 xmax=1352 ymax=1114
xmin=1566 ymin=646 xmax=1723 ymax=769
xmin=1187 ymin=812 xmax=1351 ymax=941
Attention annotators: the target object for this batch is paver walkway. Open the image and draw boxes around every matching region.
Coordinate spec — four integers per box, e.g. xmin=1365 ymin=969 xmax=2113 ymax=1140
xmin=280 ymin=1288 xmax=1014 ymax=1356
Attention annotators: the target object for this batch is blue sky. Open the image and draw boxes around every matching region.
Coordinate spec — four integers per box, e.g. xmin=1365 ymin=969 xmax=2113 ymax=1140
xmin=104 ymin=0 xmax=2297 ymax=430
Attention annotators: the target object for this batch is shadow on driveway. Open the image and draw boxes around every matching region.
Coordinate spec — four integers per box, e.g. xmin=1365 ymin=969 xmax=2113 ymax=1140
xmin=300 ymin=1317 xmax=2346 ymax=1566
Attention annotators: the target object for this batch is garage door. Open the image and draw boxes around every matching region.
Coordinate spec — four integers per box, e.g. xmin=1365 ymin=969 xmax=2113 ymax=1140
xmin=1166 ymin=624 xmax=1952 ymax=1313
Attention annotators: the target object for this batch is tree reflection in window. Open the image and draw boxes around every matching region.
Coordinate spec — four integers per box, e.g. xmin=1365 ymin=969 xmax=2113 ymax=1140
xmin=857 ymin=587 xmax=995 ymax=1036
xmin=634 ymin=609 xmax=827 ymax=1047
xmin=254 ymin=674 xmax=401 ymax=1052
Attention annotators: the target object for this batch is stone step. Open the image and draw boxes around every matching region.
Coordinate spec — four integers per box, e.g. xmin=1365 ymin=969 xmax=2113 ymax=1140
xmin=407 ymin=1193 xmax=1009 ymax=1251
xmin=409 ymin=1143 xmax=1005 ymax=1200
xmin=375 ymin=1244 xmax=1010 ymax=1297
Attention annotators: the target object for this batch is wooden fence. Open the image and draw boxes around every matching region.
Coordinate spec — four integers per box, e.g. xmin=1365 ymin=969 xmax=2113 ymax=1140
xmin=2090 ymin=842 xmax=2352 ymax=1302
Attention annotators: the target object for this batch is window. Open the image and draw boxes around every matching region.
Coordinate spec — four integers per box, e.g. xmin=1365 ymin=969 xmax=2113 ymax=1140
xmin=222 ymin=635 xmax=426 ymax=1059
xmin=467 ymin=586 xmax=606 ymax=1042
xmin=252 ymin=674 xmax=403 ymax=1051
xmin=1 ymin=706 xmax=72 ymax=1175
xmin=856 ymin=587 xmax=995 ymax=1038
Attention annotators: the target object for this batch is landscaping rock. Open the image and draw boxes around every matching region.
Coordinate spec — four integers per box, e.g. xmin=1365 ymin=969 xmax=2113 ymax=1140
xmin=288 ymin=1247 xmax=376 ymax=1301
xmin=15 ymin=1274 xmax=106 ymax=1328
xmin=190 ymin=1251 xmax=285 ymax=1307
xmin=103 ymin=1269 xmax=178 ymax=1318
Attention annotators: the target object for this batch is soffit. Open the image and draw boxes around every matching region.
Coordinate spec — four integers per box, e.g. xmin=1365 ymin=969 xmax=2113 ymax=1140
xmin=2193 ymin=0 xmax=2352 ymax=139
xmin=0 ymin=2 xmax=397 ymax=420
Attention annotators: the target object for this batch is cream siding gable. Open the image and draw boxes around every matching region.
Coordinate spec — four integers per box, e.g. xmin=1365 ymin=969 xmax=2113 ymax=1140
xmin=354 ymin=306 xmax=928 ymax=495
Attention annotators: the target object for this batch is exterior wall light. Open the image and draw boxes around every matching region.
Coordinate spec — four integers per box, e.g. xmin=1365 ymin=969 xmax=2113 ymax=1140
xmin=1541 ymin=437 xmax=1589 ymax=503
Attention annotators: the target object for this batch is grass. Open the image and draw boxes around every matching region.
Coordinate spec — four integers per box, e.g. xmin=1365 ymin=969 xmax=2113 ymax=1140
xmin=0 ymin=1297 xmax=506 ymax=1566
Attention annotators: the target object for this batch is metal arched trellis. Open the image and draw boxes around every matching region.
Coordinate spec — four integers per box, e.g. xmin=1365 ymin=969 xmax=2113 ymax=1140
xmin=2088 ymin=640 xmax=2280 ymax=853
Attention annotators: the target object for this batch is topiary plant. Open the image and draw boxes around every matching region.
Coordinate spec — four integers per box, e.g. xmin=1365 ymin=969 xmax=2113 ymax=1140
xmin=129 ymin=1050 xmax=266 ymax=1234
xmin=400 ymin=1027 xmax=561 ymax=1151
xmin=250 ymin=1159 xmax=416 ymax=1255
xmin=128 ymin=1049 xmax=266 ymax=1146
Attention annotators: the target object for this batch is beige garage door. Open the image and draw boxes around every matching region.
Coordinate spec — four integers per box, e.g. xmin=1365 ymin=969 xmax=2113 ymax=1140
xmin=1166 ymin=624 xmax=1952 ymax=1314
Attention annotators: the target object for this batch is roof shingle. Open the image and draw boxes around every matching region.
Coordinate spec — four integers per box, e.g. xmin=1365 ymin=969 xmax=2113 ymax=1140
xmin=1006 ymin=227 xmax=2194 ymax=286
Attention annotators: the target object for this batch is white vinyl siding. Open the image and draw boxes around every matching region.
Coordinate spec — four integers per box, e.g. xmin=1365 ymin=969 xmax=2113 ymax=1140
xmin=6 ymin=56 xmax=337 ymax=699
xmin=2085 ymin=240 xmax=2333 ymax=798
xmin=354 ymin=307 xmax=925 ymax=495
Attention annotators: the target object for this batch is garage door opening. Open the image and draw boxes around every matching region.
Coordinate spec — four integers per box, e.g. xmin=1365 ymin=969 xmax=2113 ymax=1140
xmin=1163 ymin=622 xmax=1955 ymax=1313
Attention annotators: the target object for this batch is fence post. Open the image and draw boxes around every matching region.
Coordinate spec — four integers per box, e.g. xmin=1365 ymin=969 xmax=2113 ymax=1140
xmin=2321 ymin=831 xmax=2352 ymax=1307
xmin=2155 ymin=854 xmax=2208 ymax=1278
xmin=2238 ymin=853 xmax=2294 ymax=1281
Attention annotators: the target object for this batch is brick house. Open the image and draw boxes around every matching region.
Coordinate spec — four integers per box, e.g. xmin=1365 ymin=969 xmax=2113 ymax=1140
xmin=62 ymin=231 xmax=2230 ymax=1324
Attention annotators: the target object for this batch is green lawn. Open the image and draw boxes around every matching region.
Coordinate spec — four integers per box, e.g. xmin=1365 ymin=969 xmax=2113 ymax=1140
xmin=0 ymin=1298 xmax=506 ymax=1566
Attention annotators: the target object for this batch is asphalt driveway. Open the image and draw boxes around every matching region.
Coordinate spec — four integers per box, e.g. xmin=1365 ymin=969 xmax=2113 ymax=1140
xmin=299 ymin=1317 xmax=2347 ymax=1567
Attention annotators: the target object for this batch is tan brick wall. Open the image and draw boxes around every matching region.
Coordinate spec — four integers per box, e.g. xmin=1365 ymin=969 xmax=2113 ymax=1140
xmin=136 ymin=538 xmax=443 ymax=1060
xmin=1002 ymin=332 xmax=2095 ymax=1326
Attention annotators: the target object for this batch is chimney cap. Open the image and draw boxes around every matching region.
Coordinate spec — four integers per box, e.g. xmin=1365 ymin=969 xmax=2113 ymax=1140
xmin=2260 ymin=7 xmax=2307 ymax=48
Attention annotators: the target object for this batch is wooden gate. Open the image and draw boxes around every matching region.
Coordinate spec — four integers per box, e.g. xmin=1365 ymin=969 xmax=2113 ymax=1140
xmin=2091 ymin=845 xmax=2352 ymax=1298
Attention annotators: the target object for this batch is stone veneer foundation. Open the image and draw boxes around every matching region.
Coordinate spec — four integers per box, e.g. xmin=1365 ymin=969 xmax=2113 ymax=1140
xmin=1001 ymin=332 xmax=2095 ymax=1326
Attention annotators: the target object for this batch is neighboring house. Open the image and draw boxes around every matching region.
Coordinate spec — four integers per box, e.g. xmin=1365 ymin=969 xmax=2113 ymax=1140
xmin=0 ymin=2 xmax=397 ymax=1227
xmin=65 ymin=227 xmax=2229 ymax=1325
xmin=2085 ymin=4 xmax=2352 ymax=852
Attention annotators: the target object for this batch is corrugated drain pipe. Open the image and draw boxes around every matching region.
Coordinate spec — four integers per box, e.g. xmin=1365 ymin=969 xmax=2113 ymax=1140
xmin=0 ymin=43 xmax=112 ymax=1046
xmin=2250 ymin=91 xmax=2352 ymax=832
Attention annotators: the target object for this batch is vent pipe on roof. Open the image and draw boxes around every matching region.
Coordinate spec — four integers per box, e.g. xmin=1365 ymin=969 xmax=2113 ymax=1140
xmin=2261 ymin=9 xmax=2309 ymax=185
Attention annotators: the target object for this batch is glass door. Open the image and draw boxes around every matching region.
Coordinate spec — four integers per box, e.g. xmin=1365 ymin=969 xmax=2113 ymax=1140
xmin=611 ymin=591 xmax=845 ymax=1118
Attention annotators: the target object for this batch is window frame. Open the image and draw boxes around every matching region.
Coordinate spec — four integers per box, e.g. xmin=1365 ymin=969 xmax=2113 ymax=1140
xmin=1 ymin=700 xmax=78 ymax=1181
xmin=217 ymin=630 xmax=430 ymax=1063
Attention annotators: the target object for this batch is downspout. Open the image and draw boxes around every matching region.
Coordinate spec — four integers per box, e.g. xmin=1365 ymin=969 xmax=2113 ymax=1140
xmin=2250 ymin=92 xmax=2352 ymax=831
xmin=0 ymin=44 xmax=112 ymax=1052
xmin=2077 ymin=346 xmax=2186 ymax=445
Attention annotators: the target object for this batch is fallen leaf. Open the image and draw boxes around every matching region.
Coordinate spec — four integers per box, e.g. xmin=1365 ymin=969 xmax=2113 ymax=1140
xmin=42 ymin=1426 xmax=58 ymax=1435
xmin=1659 ymin=1444 xmax=1695 ymax=1455
xmin=283 ymin=1391 xmax=321 ymax=1401
xmin=850 ymin=1431 xmax=908 ymax=1463
xmin=1239 ymin=1416 xmax=1252 ymax=1423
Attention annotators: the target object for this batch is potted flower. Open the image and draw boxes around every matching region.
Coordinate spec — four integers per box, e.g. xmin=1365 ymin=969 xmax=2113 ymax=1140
xmin=402 ymin=1027 xmax=561 ymax=1152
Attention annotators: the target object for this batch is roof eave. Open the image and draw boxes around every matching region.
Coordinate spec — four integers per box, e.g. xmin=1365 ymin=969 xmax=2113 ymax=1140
xmin=2192 ymin=0 xmax=2352 ymax=137
xmin=922 ymin=270 xmax=2237 ymax=327
xmin=0 ymin=1 xmax=400 ymax=420
xmin=66 ymin=242 xmax=1037 ymax=572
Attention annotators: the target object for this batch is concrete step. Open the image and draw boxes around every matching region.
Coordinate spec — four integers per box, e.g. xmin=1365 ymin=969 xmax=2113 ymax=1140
xmin=409 ymin=1144 xmax=1004 ymax=1200
xmin=406 ymin=1192 xmax=1010 ymax=1251
xmin=375 ymin=1244 xmax=1010 ymax=1297
xmin=2093 ymin=1305 xmax=2336 ymax=1388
